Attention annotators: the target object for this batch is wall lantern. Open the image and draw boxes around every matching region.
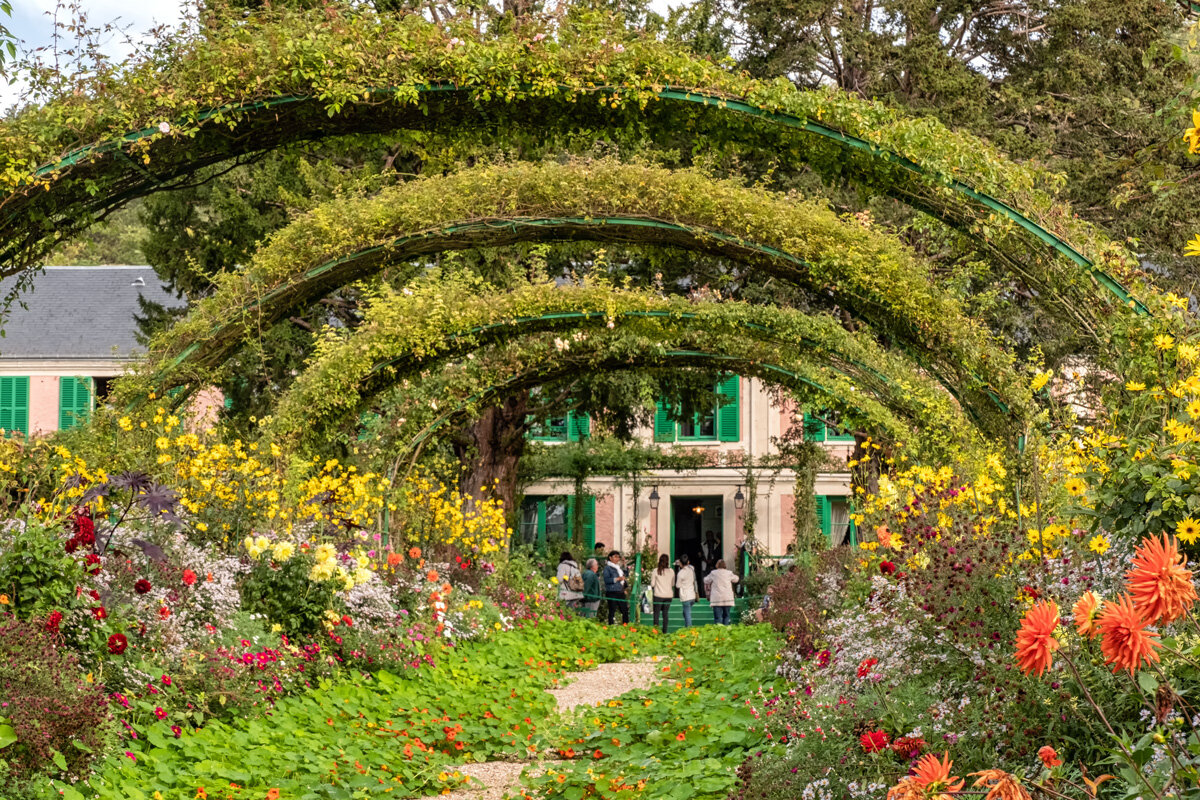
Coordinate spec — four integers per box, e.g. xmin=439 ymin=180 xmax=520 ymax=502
xmin=649 ymin=487 xmax=660 ymax=510
xmin=734 ymin=487 xmax=745 ymax=510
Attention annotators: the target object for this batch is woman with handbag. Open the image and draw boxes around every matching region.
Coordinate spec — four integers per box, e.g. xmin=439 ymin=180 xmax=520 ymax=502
xmin=556 ymin=551 xmax=585 ymax=607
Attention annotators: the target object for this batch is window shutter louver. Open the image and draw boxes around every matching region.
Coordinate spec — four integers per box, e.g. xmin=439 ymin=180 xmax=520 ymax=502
xmin=653 ymin=399 xmax=675 ymax=442
xmin=816 ymin=496 xmax=831 ymax=543
xmin=1 ymin=378 xmax=29 ymax=436
xmin=716 ymin=374 xmax=740 ymax=442
xmin=567 ymin=410 xmax=590 ymax=441
xmin=60 ymin=377 xmax=92 ymax=431
xmin=0 ymin=378 xmax=13 ymax=433
xmin=583 ymin=496 xmax=596 ymax=550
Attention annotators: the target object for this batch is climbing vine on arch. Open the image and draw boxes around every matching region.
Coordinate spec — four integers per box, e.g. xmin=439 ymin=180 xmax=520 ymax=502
xmin=0 ymin=3 xmax=1143 ymax=337
xmin=121 ymin=159 xmax=1029 ymax=435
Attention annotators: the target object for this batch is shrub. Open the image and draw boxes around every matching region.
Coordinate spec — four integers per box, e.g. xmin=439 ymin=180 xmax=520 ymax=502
xmin=0 ymin=615 xmax=112 ymax=790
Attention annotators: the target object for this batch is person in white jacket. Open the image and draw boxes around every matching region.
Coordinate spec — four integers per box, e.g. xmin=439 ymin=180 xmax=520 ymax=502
xmin=556 ymin=551 xmax=584 ymax=607
xmin=650 ymin=554 xmax=676 ymax=633
xmin=703 ymin=559 xmax=739 ymax=625
xmin=675 ymin=553 xmax=698 ymax=628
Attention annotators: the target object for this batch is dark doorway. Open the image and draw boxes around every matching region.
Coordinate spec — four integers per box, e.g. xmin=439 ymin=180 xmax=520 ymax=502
xmin=671 ymin=496 xmax=723 ymax=598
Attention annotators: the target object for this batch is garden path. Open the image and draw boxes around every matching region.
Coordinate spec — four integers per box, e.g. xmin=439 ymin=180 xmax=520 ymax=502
xmin=419 ymin=658 xmax=665 ymax=800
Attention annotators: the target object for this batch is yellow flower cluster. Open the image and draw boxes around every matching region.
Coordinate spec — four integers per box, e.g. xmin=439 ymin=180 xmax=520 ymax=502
xmin=391 ymin=469 xmax=510 ymax=556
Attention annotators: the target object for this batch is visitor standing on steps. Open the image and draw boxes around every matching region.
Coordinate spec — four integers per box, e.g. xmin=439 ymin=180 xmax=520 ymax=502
xmin=704 ymin=559 xmax=739 ymax=625
xmin=603 ymin=551 xmax=630 ymax=624
xmin=650 ymin=553 xmax=674 ymax=634
xmin=675 ymin=553 xmax=697 ymax=627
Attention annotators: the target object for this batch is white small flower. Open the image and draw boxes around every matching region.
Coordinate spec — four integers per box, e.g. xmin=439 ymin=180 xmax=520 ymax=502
xmin=158 ymin=121 xmax=171 ymax=134
xmin=449 ymin=37 xmax=462 ymax=46
xmin=402 ymin=287 xmax=413 ymax=296
xmin=613 ymin=44 xmax=625 ymax=53
xmin=533 ymin=33 xmax=546 ymax=42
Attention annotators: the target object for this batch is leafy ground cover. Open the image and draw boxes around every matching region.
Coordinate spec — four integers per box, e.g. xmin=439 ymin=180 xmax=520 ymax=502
xmin=525 ymin=624 xmax=786 ymax=800
xmin=73 ymin=619 xmax=664 ymax=800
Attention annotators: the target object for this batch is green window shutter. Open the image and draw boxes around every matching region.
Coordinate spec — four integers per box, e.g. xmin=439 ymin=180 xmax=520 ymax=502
xmin=802 ymin=412 xmax=826 ymax=442
xmin=0 ymin=377 xmax=29 ymax=436
xmin=816 ymin=496 xmax=831 ymax=543
xmin=716 ymin=374 xmax=740 ymax=442
xmin=583 ymin=495 xmax=596 ymax=550
xmin=536 ymin=500 xmax=548 ymax=544
xmin=59 ymin=377 xmax=93 ymax=431
xmin=567 ymin=410 xmax=590 ymax=441
xmin=653 ymin=399 xmax=675 ymax=442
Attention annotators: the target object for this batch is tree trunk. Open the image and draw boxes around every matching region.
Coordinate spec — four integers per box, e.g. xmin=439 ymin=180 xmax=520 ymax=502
xmin=456 ymin=394 xmax=530 ymax=515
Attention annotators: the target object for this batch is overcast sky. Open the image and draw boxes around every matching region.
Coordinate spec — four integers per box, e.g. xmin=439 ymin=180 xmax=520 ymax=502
xmin=1 ymin=1 xmax=679 ymax=107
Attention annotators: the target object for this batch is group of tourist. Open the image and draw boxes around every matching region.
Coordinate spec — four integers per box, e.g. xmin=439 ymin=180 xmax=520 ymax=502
xmin=555 ymin=543 xmax=740 ymax=630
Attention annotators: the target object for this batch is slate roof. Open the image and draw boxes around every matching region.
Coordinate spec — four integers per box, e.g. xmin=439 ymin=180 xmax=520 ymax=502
xmin=0 ymin=266 xmax=185 ymax=360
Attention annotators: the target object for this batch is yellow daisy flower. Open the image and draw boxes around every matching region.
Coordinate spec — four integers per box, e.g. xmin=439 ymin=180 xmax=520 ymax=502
xmin=1155 ymin=334 xmax=1176 ymax=351
xmin=1176 ymin=517 xmax=1200 ymax=545
xmin=1087 ymin=534 xmax=1110 ymax=555
xmin=1125 ymin=381 xmax=1146 ymax=391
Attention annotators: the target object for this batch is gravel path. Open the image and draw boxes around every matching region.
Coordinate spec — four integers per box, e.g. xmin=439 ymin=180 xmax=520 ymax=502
xmin=546 ymin=658 xmax=665 ymax=712
xmin=415 ymin=657 xmax=665 ymax=800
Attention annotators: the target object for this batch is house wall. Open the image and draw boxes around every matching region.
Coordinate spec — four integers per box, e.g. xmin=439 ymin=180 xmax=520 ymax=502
xmin=0 ymin=365 xmax=225 ymax=436
xmin=523 ymin=377 xmax=855 ymax=558
xmin=28 ymin=376 xmax=60 ymax=435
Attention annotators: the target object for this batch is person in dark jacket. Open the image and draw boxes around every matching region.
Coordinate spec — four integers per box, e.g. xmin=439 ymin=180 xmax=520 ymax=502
xmin=602 ymin=551 xmax=629 ymax=624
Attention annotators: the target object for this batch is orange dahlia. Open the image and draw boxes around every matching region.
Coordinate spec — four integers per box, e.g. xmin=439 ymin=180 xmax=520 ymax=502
xmin=1014 ymin=600 xmax=1060 ymax=676
xmin=969 ymin=770 xmax=1032 ymax=800
xmin=1126 ymin=534 xmax=1198 ymax=625
xmin=1096 ymin=593 xmax=1162 ymax=675
xmin=912 ymin=752 xmax=964 ymax=797
xmin=1072 ymin=592 xmax=1102 ymax=639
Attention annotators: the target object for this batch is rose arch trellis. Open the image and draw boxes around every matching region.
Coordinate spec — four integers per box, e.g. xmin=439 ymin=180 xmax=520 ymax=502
xmin=121 ymin=161 xmax=1029 ymax=442
xmin=257 ymin=281 xmax=987 ymax=453
xmin=0 ymin=8 xmax=1146 ymax=339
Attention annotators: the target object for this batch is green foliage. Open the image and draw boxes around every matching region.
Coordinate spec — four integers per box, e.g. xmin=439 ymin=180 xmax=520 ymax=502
xmin=526 ymin=624 xmax=784 ymax=800
xmin=78 ymin=618 xmax=664 ymax=798
xmin=0 ymin=519 xmax=85 ymax=617
xmin=239 ymin=553 xmax=343 ymax=637
xmin=0 ymin=1 xmax=1134 ymax=338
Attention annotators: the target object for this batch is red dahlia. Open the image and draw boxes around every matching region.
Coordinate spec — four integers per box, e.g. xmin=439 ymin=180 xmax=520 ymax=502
xmin=107 ymin=632 xmax=128 ymax=654
xmin=860 ymin=730 xmax=890 ymax=753
xmin=134 ymin=579 xmax=152 ymax=595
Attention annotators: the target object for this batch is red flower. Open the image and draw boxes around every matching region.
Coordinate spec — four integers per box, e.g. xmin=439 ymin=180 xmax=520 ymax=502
xmin=879 ymin=561 xmax=896 ymax=575
xmin=892 ymin=736 xmax=925 ymax=760
xmin=154 ymin=706 xmax=167 ymax=720
xmin=816 ymin=649 xmax=831 ymax=667
xmin=1037 ymin=745 xmax=1062 ymax=768
xmin=44 ymin=610 xmax=62 ymax=634
xmin=857 ymin=658 xmax=878 ymax=678
xmin=181 ymin=569 xmax=197 ymax=586
xmin=162 ymin=675 xmax=172 ymax=686
xmin=92 ymin=606 xmax=107 ymax=620
xmin=75 ymin=515 xmax=95 ymax=545
xmin=171 ymin=725 xmax=182 ymax=738
xmin=64 ymin=537 xmax=80 ymax=554
xmin=107 ymin=633 xmax=128 ymax=654
xmin=134 ymin=579 xmax=152 ymax=595
xmin=860 ymin=730 xmax=890 ymax=753
xmin=159 ymin=606 xmax=171 ymax=619
xmin=84 ymin=553 xmax=101 ymax=574
xmin=342 ymin=615 xmax=353 ymax=627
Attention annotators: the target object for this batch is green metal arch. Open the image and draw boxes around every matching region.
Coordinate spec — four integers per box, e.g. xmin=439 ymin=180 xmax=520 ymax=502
xmin=139 ymin=163 xmax=1027 ymax=439
xmin=264 ymin=286 xmax=985 ymax=458
xmin=6 ymin=85 xmax=1143 ymax=316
